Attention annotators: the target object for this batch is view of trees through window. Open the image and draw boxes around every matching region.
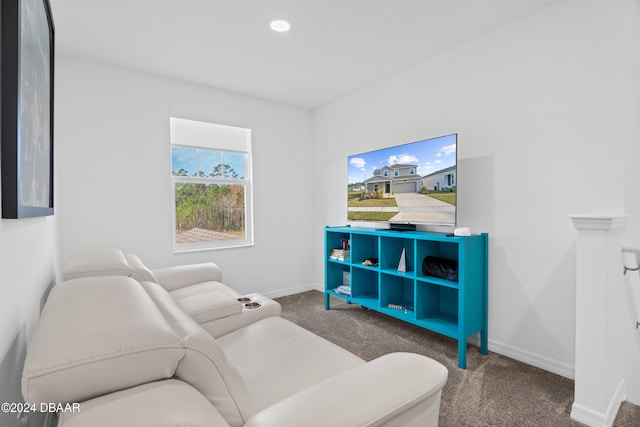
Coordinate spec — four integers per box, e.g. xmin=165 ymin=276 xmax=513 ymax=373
xmin=172 ymin=146 xmax=247 ymax=244
xmin=174 ymin=183 xmax=245 ymax=239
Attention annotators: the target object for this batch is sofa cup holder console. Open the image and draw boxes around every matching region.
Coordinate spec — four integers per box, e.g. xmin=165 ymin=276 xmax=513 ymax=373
xmin=237 ymin=296 xmax=262 ymax=309
xmin=243 ymin=301 xmax=261 ymax=309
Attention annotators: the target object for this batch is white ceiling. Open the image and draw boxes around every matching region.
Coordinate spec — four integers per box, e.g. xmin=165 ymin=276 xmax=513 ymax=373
xmin=49 ymin=0 xmax=561 ymax=109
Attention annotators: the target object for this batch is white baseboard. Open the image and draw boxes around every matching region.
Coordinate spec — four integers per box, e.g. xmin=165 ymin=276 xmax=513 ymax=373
xmin=263 ymin=283 xmax=322 ymax=299
xmin=571 ymin=379 xmax=627 ymax=427
xmin=475 ymin=337 xmax=575 ymax=379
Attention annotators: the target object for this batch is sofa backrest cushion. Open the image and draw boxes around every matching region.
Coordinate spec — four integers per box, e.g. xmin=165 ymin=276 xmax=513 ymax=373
xmin=153 ymin=263 xmax=223 ymax=292
xmin=22 ymin=277 xmax=184 ymax=405
xmin=140 ymin=281 xmax=255 ymax=427
xmin=124 ymin=253 xmax=159 ymax=283
xmin=63 ymin=248 xmax=132 ymax=281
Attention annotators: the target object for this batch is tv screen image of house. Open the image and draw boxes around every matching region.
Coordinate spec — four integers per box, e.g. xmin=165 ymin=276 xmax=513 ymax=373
xmin=347 ymin=133 xmax=457 ymax=226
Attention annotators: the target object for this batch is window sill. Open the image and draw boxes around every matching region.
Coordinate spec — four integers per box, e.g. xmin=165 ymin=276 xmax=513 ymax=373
xmin=173 ymin=240 xmax=254 ymax=253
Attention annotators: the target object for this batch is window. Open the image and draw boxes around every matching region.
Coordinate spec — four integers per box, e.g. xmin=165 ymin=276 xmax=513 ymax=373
xmin=394 ymin=170 xmax=399 ymax=177
xmin=170 ymin=117 xmax=253 ymax=251
xmin=447 ymin=173 xmax=455 ymax=186
xmin=383 ymin=170 xmax=388 ymax=177
xmin=410 ymin=168 xmax=415 ymax=175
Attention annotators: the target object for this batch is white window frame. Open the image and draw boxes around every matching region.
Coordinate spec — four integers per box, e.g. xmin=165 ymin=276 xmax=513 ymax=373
xmin=170 ymin=117 xmax=254 ymax=252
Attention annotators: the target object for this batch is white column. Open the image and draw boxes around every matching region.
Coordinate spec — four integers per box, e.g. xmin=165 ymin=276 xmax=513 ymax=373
xmin=570 ymin=214 xmax=630 ymax=427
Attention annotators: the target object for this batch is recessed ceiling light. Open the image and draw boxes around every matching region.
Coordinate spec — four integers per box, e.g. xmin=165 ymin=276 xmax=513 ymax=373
xmin=270 ymin=20 xmax=291 ymax=32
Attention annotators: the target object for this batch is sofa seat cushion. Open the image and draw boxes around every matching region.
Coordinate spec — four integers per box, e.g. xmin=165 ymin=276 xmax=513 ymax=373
xmin=217 ymin=316 xmax=364 ymax=411
xmin=58 ymin=380 xmax=229 ymax=427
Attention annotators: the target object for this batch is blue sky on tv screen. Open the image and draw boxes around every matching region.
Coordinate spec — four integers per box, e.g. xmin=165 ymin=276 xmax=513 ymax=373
xmin=347 ymin=134 xmax=456 ymax=184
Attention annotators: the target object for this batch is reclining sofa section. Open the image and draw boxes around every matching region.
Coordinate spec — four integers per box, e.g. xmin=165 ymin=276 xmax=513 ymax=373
xmin=62 ymin=247 xmax=282 ymax=338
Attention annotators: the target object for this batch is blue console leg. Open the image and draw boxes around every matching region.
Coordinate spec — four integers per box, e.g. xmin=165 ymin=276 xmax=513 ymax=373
xmin=324 ymin=292 xmax=330 ymax=310
xmin=458 ymin=339 xmax=467 ymax=369
xmin=480 ymin=329 xmax=488 ymax=355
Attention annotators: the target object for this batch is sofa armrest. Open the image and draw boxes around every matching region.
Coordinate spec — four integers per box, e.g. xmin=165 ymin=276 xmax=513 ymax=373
xmin=244 ymin=352 xmax=448 ymax=427
xmin=152 ymin=262 xmax=223 ymax=292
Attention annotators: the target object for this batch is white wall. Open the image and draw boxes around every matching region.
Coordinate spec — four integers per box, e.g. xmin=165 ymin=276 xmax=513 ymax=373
xmin=620 ymin=0 xmax=640 ymax=406
xmin=312 ymin=0 xmax=638 ymax=380
xmin=0 ymin=217 xmax=56 ymax=427
xmin=625 ymin=0 xmax=640 ymax=240
xmin=55 ymin=55 xmax=315 ymax=297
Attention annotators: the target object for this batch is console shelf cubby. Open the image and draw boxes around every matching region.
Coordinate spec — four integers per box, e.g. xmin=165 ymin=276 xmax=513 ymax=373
xmin=324 ymin=226 xmax=488 ymax=369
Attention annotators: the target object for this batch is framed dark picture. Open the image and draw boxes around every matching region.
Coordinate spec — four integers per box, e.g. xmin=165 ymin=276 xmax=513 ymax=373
xmin=1 ymin=0 xmax=54 ymax=219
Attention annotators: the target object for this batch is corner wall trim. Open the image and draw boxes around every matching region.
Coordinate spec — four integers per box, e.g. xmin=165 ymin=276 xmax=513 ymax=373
xmin=569 ymin=214 xmax=631 ymax=231
xmin=570 ymin=379 xmax=626 ymax=427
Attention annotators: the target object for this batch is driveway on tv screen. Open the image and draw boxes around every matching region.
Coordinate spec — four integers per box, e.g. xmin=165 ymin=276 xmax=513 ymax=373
xmin=348 ymin=192 xmax=455 ymax=223
xmin=389 ymin=193 xmax=455 ymax=223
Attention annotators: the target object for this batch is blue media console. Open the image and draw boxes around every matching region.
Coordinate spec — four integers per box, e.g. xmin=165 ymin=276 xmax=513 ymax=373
xmin=324 ymin=226 xmax=488 ymax=369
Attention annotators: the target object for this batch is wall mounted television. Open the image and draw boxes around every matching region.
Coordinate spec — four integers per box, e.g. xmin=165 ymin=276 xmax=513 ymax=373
xmin=347 ymin=133 xmax=457 ymax=228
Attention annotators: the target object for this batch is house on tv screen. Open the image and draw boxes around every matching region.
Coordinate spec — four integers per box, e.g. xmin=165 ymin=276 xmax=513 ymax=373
xmin=363 ymin=164 xmax=421 ymax=193
xmin=362 ymin=163 xmax=457 ymax=194
xmin=422 ymin=165 xmax=456 ymax=192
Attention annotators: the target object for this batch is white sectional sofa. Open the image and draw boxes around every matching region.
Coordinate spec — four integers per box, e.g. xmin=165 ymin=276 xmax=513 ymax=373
xmin=21 ymin=250 xmax=448 ymax=426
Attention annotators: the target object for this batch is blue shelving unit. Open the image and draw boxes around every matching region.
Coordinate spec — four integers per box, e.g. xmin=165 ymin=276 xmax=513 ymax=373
xmin=324 ymin=226 xmax=488 ymax=369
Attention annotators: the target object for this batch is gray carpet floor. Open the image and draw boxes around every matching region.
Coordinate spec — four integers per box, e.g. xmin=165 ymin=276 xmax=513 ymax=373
xmin=275 ymin=291 xmax=640 ymax=427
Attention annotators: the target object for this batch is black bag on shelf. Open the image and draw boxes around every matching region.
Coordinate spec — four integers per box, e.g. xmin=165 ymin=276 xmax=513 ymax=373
xmin=422 ymin=256 xmax=458 ymax=282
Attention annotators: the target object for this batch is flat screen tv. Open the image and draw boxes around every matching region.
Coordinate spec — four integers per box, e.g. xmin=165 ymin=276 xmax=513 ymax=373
xmin=347 ymin=133 xmax=457 ymax=228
